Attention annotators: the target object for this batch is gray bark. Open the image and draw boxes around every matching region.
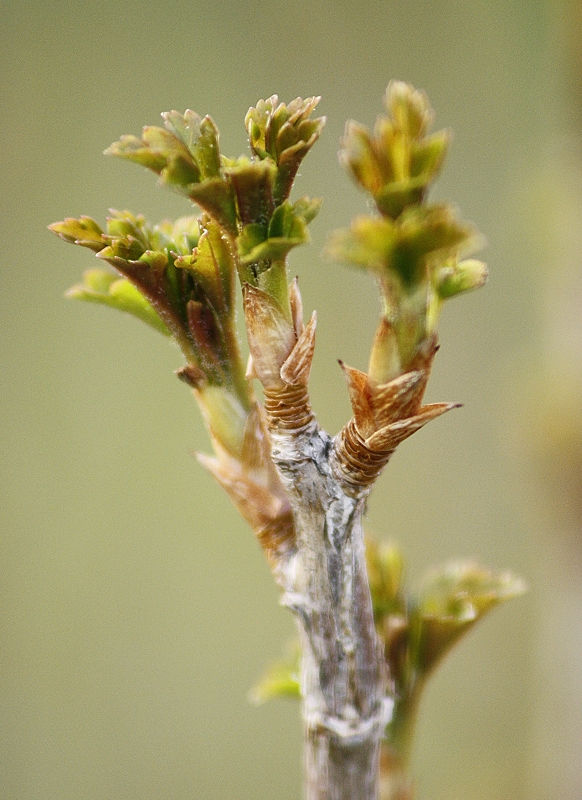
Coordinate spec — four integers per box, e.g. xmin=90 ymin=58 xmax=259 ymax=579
xmin=267 ymin=399 xmax=392 ymax=800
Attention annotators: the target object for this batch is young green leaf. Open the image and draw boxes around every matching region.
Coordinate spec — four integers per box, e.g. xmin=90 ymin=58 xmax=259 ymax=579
xmin=66 ymin=269 xmax=171 ymax=335
xmin=411 ymin=562 xmax=527 ymax=676
xmin=249 ymin=641 xmax=301 ymax=704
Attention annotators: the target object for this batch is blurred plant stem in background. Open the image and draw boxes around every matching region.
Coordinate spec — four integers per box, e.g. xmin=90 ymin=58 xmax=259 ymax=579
xmin=521 ymin=3 xmax=582 ymax=797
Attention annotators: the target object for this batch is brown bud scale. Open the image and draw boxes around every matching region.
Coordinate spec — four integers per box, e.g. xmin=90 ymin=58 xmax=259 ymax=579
xmin=334 ymin=418 xmax=395 ymax=490
xmin=263 ymin=383 xmax=314 ymax=432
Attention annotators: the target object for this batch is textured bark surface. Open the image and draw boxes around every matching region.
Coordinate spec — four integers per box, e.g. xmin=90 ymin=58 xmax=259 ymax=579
xmin=266 ymin=399 xmax=392 ymax=800
xmin=211 ymin=281 xmax=448 ymax=800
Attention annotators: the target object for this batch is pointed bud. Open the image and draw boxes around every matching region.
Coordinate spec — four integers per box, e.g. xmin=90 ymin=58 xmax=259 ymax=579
xmin=365 ymin=402 xmax=459 ymax=451
xmin=197 ymin=451 xmax=283 ymax=529
xmin=288 ymin=277 xmax=304 ymax=337
xmin=339 ymin=362 xmax=375 ymax=437
xmin=280 ymin=312 xmax=316 ymax=386
xmin=245 ymin=354 xmax=258 ymax=380
xmin=240 ymin=403 xmax=272 ymax=471
xmin=368 ymin=371 xmax=426 ymax=431
xmin=196 ymin=448 xmax=295 ymax=559
xmin=340 ymin=364 xmax=427 ymax=440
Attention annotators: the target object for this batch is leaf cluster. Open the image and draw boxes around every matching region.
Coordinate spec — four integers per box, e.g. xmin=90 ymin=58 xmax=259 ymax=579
xmin=51 ymin=96 xmax=325 ymax=383
xmin=50 ymin=211 xmax=243 ymax=390
xmin=104 ymin=100 xmax=324 ymax=309
xmin=327 ymin=82 xmax=487 ymax=377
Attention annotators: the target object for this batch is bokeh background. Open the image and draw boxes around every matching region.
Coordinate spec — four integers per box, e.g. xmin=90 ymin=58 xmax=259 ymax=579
xmin=2 ymin=1 xmax=581 ymax=798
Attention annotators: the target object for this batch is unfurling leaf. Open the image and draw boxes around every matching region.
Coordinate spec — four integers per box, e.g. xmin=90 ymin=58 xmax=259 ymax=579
xmin=226 ymin=158 xmax=276 ymax=227
xmin=246 ymin=95 xmax=325 ymax=204
xmin=411 ymin=562 xmax=527 ymax=675
xmin=48 ymin=216 xmax=105 ymax=251
xmin=174 ymin=218 xmax=236 ymax=316
xmin=66 ymin=269 xmax=171 ymax=336
xmin=237 ymin=200 xmax=312 ymax=266
xmin=327 ymin=205 xmax=475 ymax=289
xmin=161 ymin=111 xmax=222 ymax=180
xmin=106 ymin=113 xmax=237 ymax=233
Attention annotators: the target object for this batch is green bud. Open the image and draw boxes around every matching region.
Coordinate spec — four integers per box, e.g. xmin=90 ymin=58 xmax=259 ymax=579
xmin=246 ymin=95 xmax=300 ymax=161
xmin=340 ymin=81 xmax=450 ymax=219
xmin=246 ymin=95 xmax=325 ymax=204
xmin=435 ymin=258 xmax=488 ymax=299
xmin=411 ymin=562 xmax=526 ymax=676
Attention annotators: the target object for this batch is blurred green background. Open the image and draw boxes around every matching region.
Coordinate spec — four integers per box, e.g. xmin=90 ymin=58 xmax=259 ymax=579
xmin=2 ymin=0 xmax=581 ymax=798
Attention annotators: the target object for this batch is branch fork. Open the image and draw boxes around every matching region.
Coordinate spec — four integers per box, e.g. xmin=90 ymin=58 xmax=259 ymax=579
xmin=51 ymin=83 xmax=526 ymax=800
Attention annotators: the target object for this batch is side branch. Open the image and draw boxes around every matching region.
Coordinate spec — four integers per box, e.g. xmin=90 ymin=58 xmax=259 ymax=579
xmin=333 ymin=336 xmax=457 ymax=498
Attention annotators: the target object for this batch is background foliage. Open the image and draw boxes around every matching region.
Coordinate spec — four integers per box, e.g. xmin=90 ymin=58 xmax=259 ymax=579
xmin=1 ymin=1 xmax=581 ymax=798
